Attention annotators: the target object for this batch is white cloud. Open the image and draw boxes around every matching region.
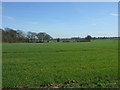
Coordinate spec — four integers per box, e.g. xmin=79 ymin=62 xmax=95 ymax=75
xmin=92 ymin=23 xmax=96 ymax=26
xmin=111 ymin=13 xmax=120 ymax=16
xmin=26 ymin=21 xmax=39 ymax=24
xmin=4 ymin=16 xmax=14 ymax=20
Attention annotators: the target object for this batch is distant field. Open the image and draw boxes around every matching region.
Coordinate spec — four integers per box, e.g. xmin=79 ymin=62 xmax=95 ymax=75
xmin=2 ymin=40 xmax=118 ymax=88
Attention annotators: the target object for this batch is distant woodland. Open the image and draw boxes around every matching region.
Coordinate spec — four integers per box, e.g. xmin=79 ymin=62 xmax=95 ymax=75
xmin=0 ymin=28 xmax=119 ymax=43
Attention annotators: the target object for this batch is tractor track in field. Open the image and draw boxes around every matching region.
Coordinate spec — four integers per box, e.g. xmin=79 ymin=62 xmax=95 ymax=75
xmin=2 ymin=48 xmax=116 ymax=54
xmin=1 ymin=77 xmax=119 ymax=89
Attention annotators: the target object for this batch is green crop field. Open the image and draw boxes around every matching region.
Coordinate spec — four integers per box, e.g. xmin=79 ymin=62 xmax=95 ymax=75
xmin=2 ymin=40 xmax=118 ymax=88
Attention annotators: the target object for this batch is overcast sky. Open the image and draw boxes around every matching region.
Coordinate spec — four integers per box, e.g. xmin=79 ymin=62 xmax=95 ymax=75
xmin=2 ymin=2 xmax=118 ymax=38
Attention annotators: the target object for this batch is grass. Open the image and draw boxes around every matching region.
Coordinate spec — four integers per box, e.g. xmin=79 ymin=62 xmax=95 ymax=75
xmin=2 ymin=40 xmax=118 ymax=88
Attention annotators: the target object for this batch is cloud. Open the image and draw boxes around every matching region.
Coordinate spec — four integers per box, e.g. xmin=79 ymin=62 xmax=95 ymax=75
xmin=5 ymin=16 xmax=14 ymax=20
xmin=92 ymin=23 xmax=96 ymax=26
xmin=111 ymin=13 xmax=120 ymax=16
xmin=26 ymin=21 xmax=39 ymax=24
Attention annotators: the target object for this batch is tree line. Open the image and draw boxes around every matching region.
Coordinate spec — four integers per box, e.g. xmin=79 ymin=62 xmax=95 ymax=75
xmin=0 ymin=28 xmax=119 ymax=43
xmin=1 ymin=28 xmax=53 ymax=43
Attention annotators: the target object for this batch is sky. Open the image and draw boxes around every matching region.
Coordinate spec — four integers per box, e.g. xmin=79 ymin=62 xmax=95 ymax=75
xmin=1 ymin=0 xmax=120 ymax=2
xmin=2 ymin=2 xmax=118 ymax=38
